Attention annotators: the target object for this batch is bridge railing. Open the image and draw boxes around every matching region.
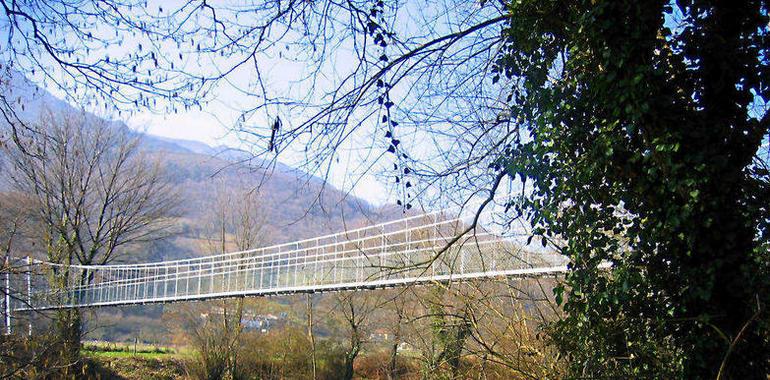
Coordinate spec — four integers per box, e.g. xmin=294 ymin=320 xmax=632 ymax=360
xmin=5 ymin=210 xmax=559 ymax=311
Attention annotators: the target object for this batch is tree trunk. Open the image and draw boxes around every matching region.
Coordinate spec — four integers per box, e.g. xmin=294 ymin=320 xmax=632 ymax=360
xmin=388 ymin=312 xmax=403 ymax=380
xmin=388 ymin=341 xmax=399 ymax=380
xmin=343 ymin=329 xmax=360 ymax=380
xmin=343 ymin=350 xmax=358 ymax=380
xmin=54 ymin=253 xmax=83 ymax=378
xmin=56 ymin=307 xmax=82 ymax=377
xmin=307 ymin=294 xmax=317 ymax=380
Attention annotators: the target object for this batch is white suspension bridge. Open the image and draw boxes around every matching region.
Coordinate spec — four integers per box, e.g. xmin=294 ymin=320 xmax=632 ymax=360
xmin=1 ymin=210 xmax=571 ymax=333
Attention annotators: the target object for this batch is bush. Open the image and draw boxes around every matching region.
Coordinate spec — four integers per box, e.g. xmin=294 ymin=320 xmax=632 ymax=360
xmin=183 ymin=326 xmax=348 ymax=380
xmin=354 ymin=350 xmax=420 ymax=380
xmin=233 ymin=327 xmax=347 ymax=380
xmin=1 ymin=333 xmax=84 ymax=379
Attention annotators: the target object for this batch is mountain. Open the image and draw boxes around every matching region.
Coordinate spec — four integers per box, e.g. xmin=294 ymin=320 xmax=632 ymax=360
xmin=0 ymin=70 xmax=395 ymax=263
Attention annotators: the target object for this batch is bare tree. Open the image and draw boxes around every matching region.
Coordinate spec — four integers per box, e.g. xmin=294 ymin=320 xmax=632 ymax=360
xmin=386 ymin=274 xmax=564 ymax=380
xmin=3 ymin=109 xmax=179 ymax=267
xmin=1 ymin=108 xmax=179 ymax=372
xmin=213 ymin=187 xmax=265 ymax=380
xmin=383 ymin=290 xmax=409 ymax=380
xmin=175 ymin=185 xmax=265 ymax=380
xmin=165 ymin=302 xmax=234 ymax=380
xmin=306 ymin=293 xmax=318 ymax=380
xmin=330 ymin=290 xmax=382 ymax=380
xmin=455 ymin=278 xmax=565 ymax=380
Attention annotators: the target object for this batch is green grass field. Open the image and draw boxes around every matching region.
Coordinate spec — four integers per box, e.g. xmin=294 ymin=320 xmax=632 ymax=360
xmin=84 ymin=349 xmax=174 ymax=359
xmin=82 ymin=341 xmax=189 ymax=359
xmin=81 ymin=341 xmax=188 ymax=380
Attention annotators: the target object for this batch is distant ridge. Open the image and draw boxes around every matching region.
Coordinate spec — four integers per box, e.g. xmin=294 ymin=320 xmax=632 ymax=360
xmin=0 ymin=71 xmax=398 ymax=263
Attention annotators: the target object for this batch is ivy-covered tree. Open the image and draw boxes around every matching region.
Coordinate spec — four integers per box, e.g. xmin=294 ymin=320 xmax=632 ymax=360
xmin=496 ymin=0 xmax=769 ymax=377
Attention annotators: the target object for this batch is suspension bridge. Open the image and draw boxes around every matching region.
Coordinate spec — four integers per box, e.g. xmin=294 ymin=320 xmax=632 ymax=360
xmin=1 ymin=210 xmax=572 ymax=332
